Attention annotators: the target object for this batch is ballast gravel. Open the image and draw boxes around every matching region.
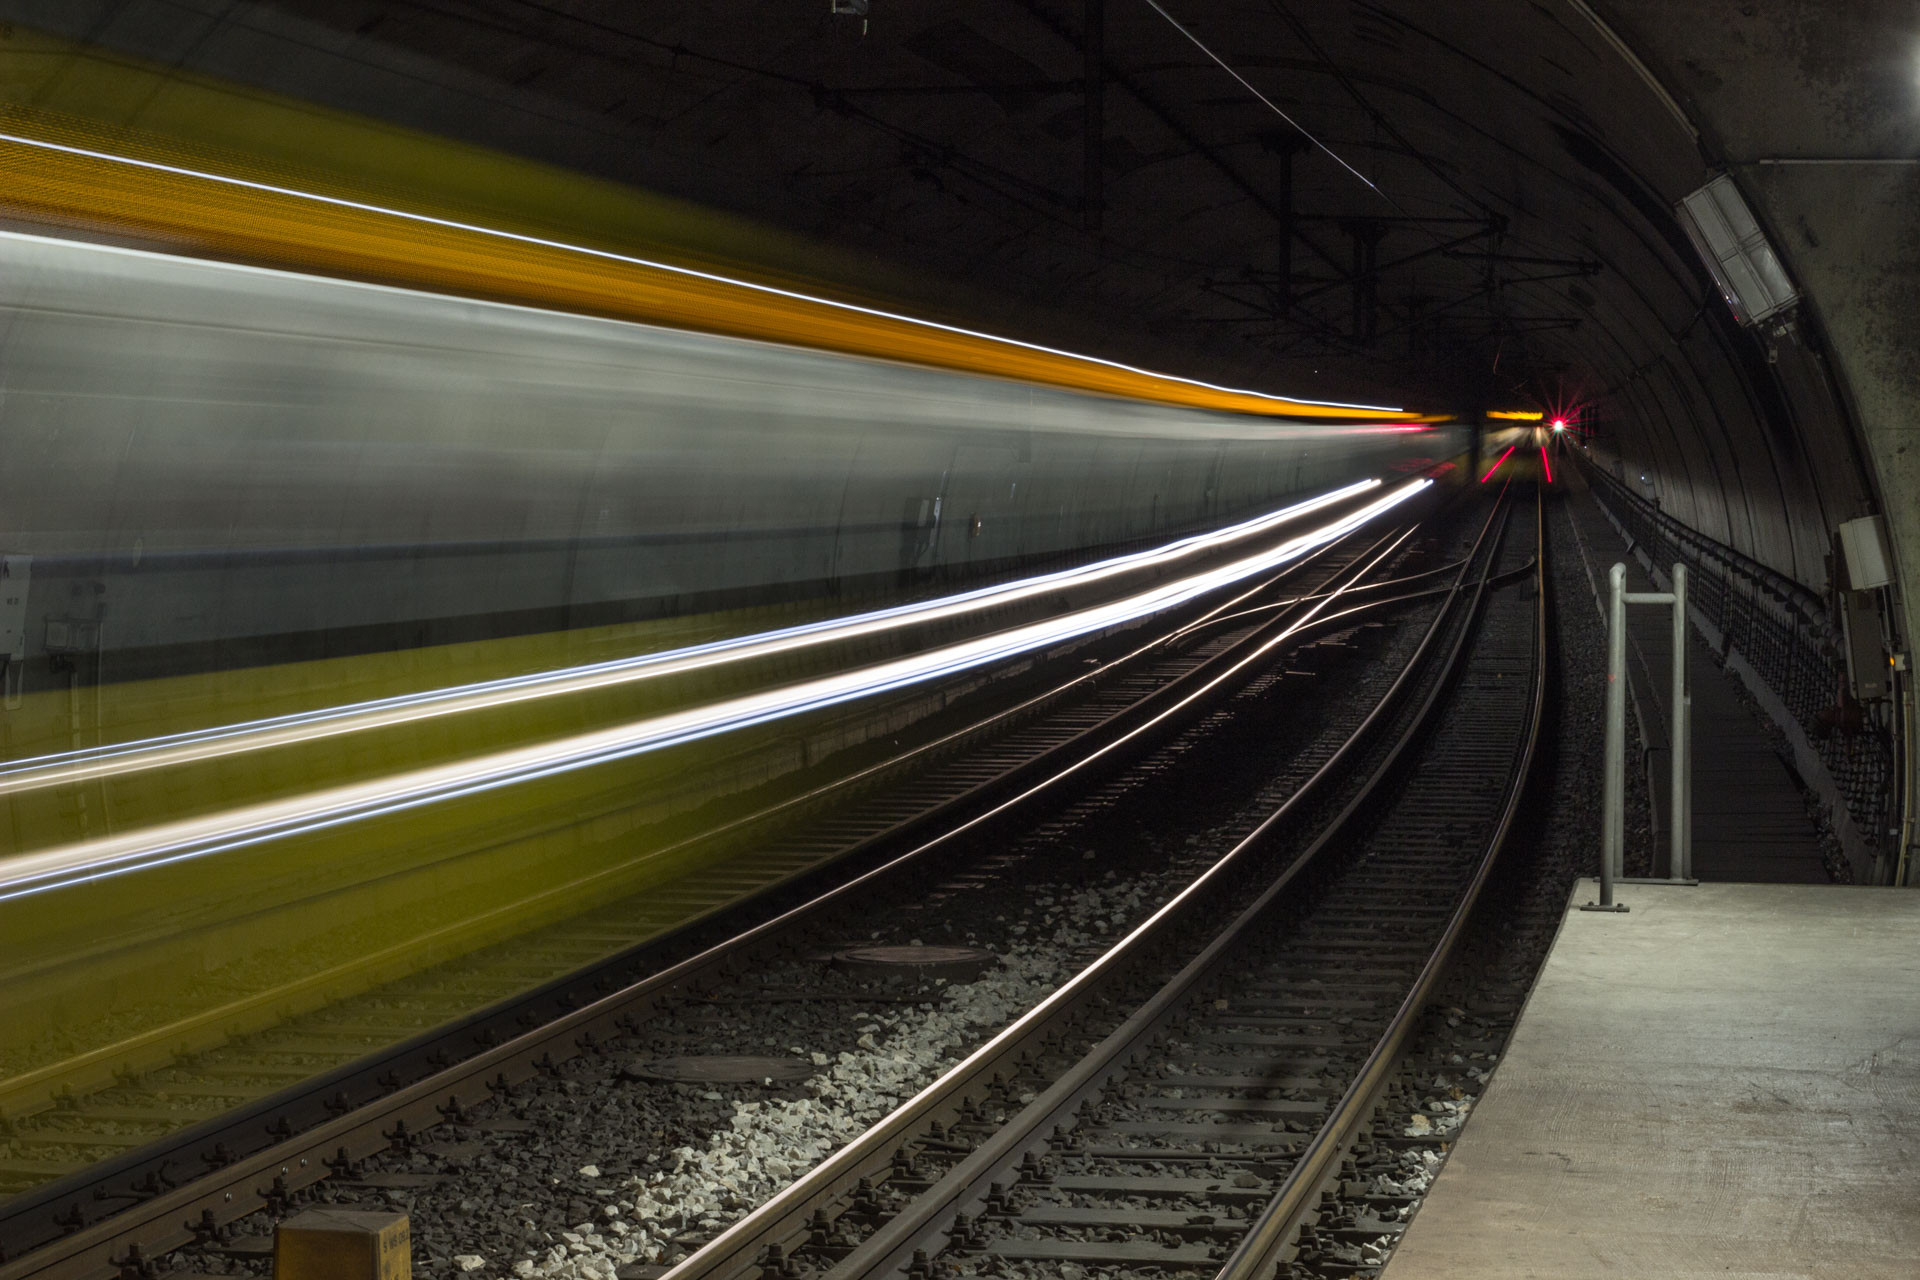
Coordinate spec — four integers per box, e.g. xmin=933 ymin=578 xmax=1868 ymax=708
xmin=162 ymin=873 xmax=1164 ymax=1280
xmin=159 ymin=536 xmax=1443 ymax=1280
xmin=508 ymin=878 xmax=1152 ymax=1280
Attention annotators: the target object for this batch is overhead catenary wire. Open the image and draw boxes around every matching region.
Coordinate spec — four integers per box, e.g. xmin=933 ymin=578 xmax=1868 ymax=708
xmin=1138 ymin=0 xmax=1388 ymax=201
xmin=464 ymin=0 xmax=1259 ymax=279
xmin=1266 ymin=0 xmax=1497 ymax=221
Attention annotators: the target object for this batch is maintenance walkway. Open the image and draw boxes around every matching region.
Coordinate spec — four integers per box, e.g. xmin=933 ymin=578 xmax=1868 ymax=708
xmin=1560 ymin=474 xmax=1831 ymax=882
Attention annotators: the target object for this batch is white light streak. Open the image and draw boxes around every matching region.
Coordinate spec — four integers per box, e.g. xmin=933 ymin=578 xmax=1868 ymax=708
xmin=0 ymin=479 xmax=1429 ymax=903
xmin=0 ymin=130 xmax=1403 ymax=414
xmin=0 ymin=480 xmax=1378 ymax=795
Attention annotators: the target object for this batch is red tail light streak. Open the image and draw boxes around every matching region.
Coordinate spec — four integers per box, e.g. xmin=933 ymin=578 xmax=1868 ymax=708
xmin=1480 ymin=445 xmax=1517 ymax=484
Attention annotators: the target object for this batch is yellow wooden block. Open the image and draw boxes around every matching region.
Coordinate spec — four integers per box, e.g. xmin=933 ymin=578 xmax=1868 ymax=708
xmin=274 ymin=1208 xmax=411 ymax=1280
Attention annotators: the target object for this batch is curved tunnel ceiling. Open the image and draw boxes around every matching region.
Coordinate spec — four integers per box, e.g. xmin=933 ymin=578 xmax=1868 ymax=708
xmin=3 ymin=0 xmax=1915 ymax=606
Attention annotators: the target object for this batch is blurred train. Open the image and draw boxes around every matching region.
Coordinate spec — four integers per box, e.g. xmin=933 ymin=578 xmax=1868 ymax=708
xmin=0 ymin=220 xmax=1473 ymax=1105
xmin=0 ymin=229 xmax=1461 ymax=694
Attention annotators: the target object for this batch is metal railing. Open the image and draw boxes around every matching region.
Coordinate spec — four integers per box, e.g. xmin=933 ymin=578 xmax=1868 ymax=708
xmin=1587 ymin=561 xmax=1693 ymax=913
xmin=1582 ymin=460 xmax=1895 ymax=864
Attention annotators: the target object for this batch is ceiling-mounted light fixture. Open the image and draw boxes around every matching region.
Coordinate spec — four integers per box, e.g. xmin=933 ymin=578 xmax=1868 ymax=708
xmin=1676 ymin=174 xmax=1799 ymax=325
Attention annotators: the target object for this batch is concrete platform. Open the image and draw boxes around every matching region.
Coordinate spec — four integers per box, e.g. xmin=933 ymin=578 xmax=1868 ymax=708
xmin=1386 ymin=879 xmax=1920 ymax=1279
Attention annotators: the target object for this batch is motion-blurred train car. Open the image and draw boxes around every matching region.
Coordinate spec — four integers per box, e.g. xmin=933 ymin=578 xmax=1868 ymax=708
xmin=0 ymin=226 xmax=1465 ymax=1096
xmin=0 ymin=231 xmax=1460 ymax=691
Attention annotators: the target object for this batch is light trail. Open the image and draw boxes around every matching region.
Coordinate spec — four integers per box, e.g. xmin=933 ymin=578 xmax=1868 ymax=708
xmin=0 ymin=480 xmax=1384 ymax=796
xmin=0 ymin=130 xmax=1408 ymax=418
xmin=1540 ymin=444 xmax=1554 ymax=483
xmin=0 ymin=479 xmax=1431 ymax=904
xmin=1480 ymin=445 xmax=1517 ymax=483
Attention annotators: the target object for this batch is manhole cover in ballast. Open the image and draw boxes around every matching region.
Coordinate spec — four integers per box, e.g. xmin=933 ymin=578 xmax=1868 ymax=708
xmin=831 ymin=944 xmax=999 ymax=982
xmin=624 ymin=1055 xmax=815 ymax=1084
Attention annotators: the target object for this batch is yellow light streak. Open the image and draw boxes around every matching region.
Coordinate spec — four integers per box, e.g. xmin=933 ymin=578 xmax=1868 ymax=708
xmin=0 ymin=119 xmax=1419 ymax=421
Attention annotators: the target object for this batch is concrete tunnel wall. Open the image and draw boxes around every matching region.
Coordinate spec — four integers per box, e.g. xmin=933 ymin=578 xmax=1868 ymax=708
xmin=1588 ymin=1 xmax=1920 ymax=874
xmin=1605 ymin=0 xmax=1920 ymax=573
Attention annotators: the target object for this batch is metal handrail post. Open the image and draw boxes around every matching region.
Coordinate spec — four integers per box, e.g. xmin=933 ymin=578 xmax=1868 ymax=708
xmin=1671 ymin=563 xmax=1689 ymax=880
xmin=1598 ymin=560 xmax=1697 ymax=896
xmin=1585 ymin=563 xmax=1631 ymax=911
xmin=1681 ymin=690 xmax=1693 ymax=879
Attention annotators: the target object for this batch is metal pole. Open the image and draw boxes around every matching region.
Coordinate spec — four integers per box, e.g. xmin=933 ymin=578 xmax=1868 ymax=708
xmin=1670 ymin=563 xmax=1690 ymax=881
xmin=1585 ymin=563 xmax=1630 ymax=911
xmin=1681 ymin=691 xmax=1693 ymax=879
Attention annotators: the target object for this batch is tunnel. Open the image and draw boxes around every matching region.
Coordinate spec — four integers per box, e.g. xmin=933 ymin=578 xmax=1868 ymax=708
xmin=0 ymin=4 xmax=1915 ymax=1280
xmin=0 ymin=1 xmax=1910 ymax=877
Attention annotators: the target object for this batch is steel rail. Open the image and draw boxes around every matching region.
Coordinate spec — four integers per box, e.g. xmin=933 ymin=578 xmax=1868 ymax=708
xmin=0 ymin=498 xmax=1436 ymax=1280
xmin=815 ymin=498 xmax=1526 ymax=1280
xmin=657 ymin=494 xmax=1513 ymax=1280
xmin=814 ymin=511 xmax=1521 ymax=1278
xmin=1217 ymin=483 xmax=1547 ymax=1280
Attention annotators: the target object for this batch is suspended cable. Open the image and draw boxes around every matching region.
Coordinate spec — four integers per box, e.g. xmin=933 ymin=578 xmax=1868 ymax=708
xmin=1138 ymin=0 xmax=1387 ymax=201
xmin=1266 ymin=0 xmax=1494 ymax=218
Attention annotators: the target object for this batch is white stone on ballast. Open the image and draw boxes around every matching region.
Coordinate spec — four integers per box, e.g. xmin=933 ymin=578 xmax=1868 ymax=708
xmin=506 ymin=875 xmax=1151 ymax=1279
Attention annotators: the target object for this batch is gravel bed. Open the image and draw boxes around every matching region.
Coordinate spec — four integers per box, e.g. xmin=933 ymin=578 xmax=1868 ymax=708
xmin=508 ymin=873 xmax=1154 ymax=1279
xmin=148 ymin=738 xmax=1267 ymax=1270
xmin=163 ymin=861 xmax=1214 ymax=1280
xmin=155 ymin=518 xmax=1476 ymax=1280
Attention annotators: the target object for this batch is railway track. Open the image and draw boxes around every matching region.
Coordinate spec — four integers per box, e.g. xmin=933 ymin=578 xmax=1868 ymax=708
xmin=0 ymin=485 xmax=1470 ymax=1280
xmin=652 ymin=484 xmax=1543 ymax=1280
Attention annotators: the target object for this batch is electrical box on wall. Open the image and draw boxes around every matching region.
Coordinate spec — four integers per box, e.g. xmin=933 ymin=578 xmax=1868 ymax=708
xmin=1831 ymin=518 xmax=1893 ymax=701
xmin=1837 ymin=514 xmax=1893 ymax=590
xmin=1842 ymin=591 xmax=1890 ymax=700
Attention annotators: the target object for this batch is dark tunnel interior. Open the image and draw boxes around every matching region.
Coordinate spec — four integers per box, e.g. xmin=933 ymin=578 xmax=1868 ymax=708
xmin=2 ymin=8 xmax=1920 ymax=1279
xmin=3 ymin=2 xmax=1912 ymax=587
